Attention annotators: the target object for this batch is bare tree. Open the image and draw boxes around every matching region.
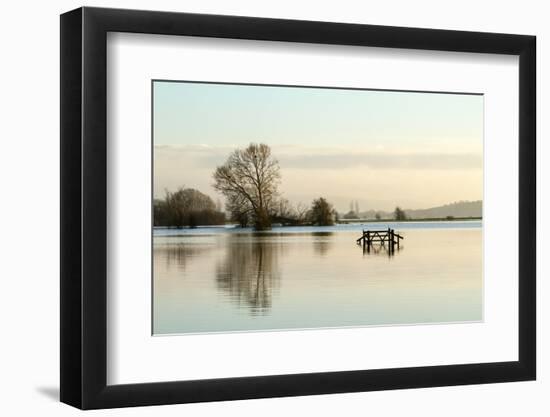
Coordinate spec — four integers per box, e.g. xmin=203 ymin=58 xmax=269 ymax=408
xmin=294 ymin=202 xmax=309 ymax=224
xmin=274 ymin=198 xmax=295 ymax=221
xmin=226 ymin=193 xmax=253 ymax=228
xmin=394 ymin=206 xmax=407 ymax=221
xmin=155 ymin=187 xmax=225 ymax=228
xmin=309 ymin=197 xmax=337 ymax=226
xmin=213 ymin=143 xmax=280 ymax=230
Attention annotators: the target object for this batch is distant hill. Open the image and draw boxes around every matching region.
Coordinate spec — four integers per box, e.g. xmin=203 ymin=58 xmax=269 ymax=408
xmin=404 ymin=200 xmax=482 ymax=219
xmin=355 ymin=200 xmax=482 ymax=220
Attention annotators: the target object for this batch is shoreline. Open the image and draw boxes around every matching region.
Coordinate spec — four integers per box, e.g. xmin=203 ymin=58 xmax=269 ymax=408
xmin=154 ymin=217 xmax=482 ymax=230
xmin=338 ymin=216 xmax=482 ymax=224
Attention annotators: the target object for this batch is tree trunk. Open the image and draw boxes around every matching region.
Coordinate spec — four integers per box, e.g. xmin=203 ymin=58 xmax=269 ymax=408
xmin=254 ymin=207 xmax=271 ymax=230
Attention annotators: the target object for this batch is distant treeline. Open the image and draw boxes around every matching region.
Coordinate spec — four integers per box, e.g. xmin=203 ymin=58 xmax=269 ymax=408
xmin=154 ymin=188 xmax=225 ymax=228
xmin=154 ymin=186 xmax=338 ymax=228
xmin=339 ymin=200 xmax=482 ymax=220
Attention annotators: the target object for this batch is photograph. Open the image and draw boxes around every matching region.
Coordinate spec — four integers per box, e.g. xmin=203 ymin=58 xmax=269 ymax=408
xmin=152 ymin=80 xmax=484 ymax=335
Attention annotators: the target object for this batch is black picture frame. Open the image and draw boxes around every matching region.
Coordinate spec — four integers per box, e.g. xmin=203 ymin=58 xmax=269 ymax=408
xmin=60 ymin=6 xmax=536 ymax=410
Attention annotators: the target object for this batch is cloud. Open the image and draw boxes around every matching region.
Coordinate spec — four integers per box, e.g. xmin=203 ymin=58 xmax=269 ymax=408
xmin=155 ymin=144 xmax=482 ymax=171
xmin=153 ymin=144 xmax=482 ymax=210
xmin=278 ymin=151 xmax=482 ymax=170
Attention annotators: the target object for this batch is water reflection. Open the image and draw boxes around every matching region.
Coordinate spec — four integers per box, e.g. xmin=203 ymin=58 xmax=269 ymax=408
xmin=216 ymin=236 xmax=281 ymax=315
xmin=312 ymin=232 xmax=334 ymax=256
xmin=360 ymin=242 xmax=404 ymax=257
xmin=155 ymin=243 xmax=214 ymax=271
xmin=154 ymin=226 xmax=483 ymax=334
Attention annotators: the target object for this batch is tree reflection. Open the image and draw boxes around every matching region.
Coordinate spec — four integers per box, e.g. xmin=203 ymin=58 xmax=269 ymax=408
xmin=311 ymin=232 xmax=334 ymax=256
xmin=216 ymin=236 xmax=280 ymax=315
xmin=155 ymin=243 xmax=214 ymax=272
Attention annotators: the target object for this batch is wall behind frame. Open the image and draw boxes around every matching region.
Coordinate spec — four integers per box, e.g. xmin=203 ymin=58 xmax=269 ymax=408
xmin=0 ymin=0 xmax=545 ymax=416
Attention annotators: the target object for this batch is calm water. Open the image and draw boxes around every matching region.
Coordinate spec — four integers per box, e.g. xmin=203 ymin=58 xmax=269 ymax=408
xmin=153 ymin=221 xmax=482 ymax=335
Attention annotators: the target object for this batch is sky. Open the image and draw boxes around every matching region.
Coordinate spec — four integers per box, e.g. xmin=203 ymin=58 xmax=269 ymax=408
xmin=153 ymin=80 xmax=483 ymax=212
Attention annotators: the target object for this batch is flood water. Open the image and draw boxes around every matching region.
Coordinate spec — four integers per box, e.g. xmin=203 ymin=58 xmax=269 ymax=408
xmin=153 ymin=221 xmax=482 ymax=335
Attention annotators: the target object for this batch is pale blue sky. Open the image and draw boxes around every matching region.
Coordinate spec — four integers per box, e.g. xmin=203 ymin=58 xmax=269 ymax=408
xmin=153 ymin=81 xmax=483 ymax=211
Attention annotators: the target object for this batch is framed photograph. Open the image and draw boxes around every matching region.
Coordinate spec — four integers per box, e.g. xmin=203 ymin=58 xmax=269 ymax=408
xmin=60 ymin=6 xmax=536 ymax=409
